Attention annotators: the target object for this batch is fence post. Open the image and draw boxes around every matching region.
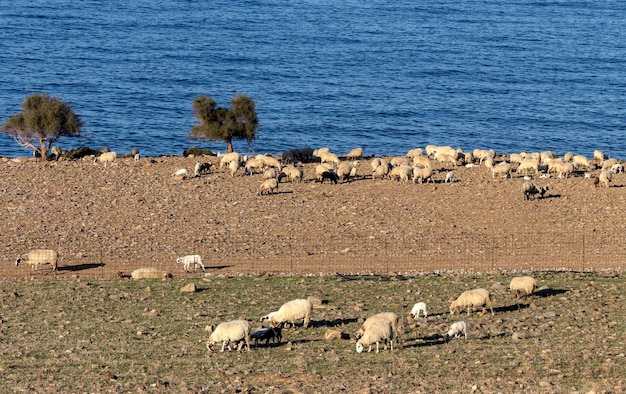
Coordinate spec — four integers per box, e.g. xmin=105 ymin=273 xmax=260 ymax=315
xmin=582 ymin=233 xmax=585 ymax=272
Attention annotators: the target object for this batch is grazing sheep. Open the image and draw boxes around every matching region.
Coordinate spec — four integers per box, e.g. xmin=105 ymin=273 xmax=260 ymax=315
xmin=557 ymin=162 xmax=575 ymax=178
xmin=389 ymin=164 xmax=412 ymax=182
xmin=176 ymin=254 xmax=206 ymax=272
xmin=130 ymin=267 xmax=172 ymax=279
xmin=16 ymin=249 xmax=59 ymax=271
xmin=372 ymin=161 xmax=390 ymax=180
xmin=244 ymin=158 xmax=264 ymax=175
xmin=509 ymin=276 xmax=537 ymax=301
xmin=280 ymin=165 xmax=303 ymax=182
xmin=516 ymin=159 xmax=539 ymax=175
xmin=228 ymin=159 xmax=241 ymax=177
xmin=346 ymin=147 xmax=364 ymax=160
xmin=257 ymin=154 xmax=282 ymax=170
xmin=94 ymin=151 xmax=117 ymax=167
xmin=412 ymin=166 xmax=433 ymax=184
xmin=194 ymin=162 xmax=212 ymax=177
xmin=573 ymin=155 xmax=592 ymax=170
xmin=450 ymin=288 xmax=494 ymax=315
xmin=412 ymin=155 xmax=431 ymax=168
xmin=262 ymin=168 xmax=279 ymax=180
xmin=319 ymin=152 xmax=340 ymax=166
xmin=260 ymin=311 xmax=278 ymax=324
xmin=250 ymin=326 xmax=282 ymax=347
xmin=258 ymin=178 xmax=279 ymax=195
xmin=206 ymin=320 xmax=252 ymax=352
xmin=444 ymin=321 xmax=468 ymax=341
xmin=491 ymin=161 xmax=512 ymax=179
xmin=444 ymin=171 xmax=455 ymax=183
xmin=390 ymin=156 xmax=409 ymax=167
xmin=269 ymin=299 xmax=313 ymax=329
xmin=315 ymin=163 xmax=333 ymax=181
xmin=598 ymin=170 xmax=612 ymax=188
xmin=219 ymin=152 xmax=241 ymax=168
xmin=337 ymin=161 xmax=359 ymax=183
xmin=356 ymin=318 xmax=394 ymax=353
xmin=172 ymin=168 xmax=188 ymax=178
xmin=370 ymin=157 xmax=382 ymax=172
xmin=406 ymin=148 xmax=423 ymax=158
xmin=593 ymin=149 xmax=606 ymax=163
xmin=522 ymin=181 xmax=548 ymax=201
xmin=356 ymin=312 xmax=400 ymax=344
xmin=409 ymin=302 xmax=427 ymax=319
xmin=435 ymin=152 xmax=458 ymax=167
xmin=319 ymin=169 xmax=339 ymax=184
xmin=473 ymin=149 xmax=496 ymax=164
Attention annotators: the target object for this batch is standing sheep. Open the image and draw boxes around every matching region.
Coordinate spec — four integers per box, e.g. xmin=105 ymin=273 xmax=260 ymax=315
xmin=491 ymin=161 xmax=512 ymax=179
xmin=412 ymin=166 xmax=433 ymax=184
xmin=509 ymin=276 xmax=537 ymax=301
xmin=444 ymin=321 xmax=468 ymax=341
xmin=269 ymin=299 xmax=313 ymax=329
xmin=219 ymin=152 xmax=241 ymax=168
xmin=409 ymin=302 xmax=427 ymax=319
xmin=206 ymin=320 xmax=252 ymax=352
xmin=250 ymin=326 xmax=282 ymax=347
xmin=355 ymin=318 xmax=394 ymax=353
xmin=280 ymin=165 xmax=303 ymax=182
xmin=598 ymin=170 xmax=612 ymax=188
xmin=356 ymin=312 xmax=400 ymax=345
xmin=16 ymin=249 xmax=59 ymax=271
xmin=176 ymin=254 xmax=206 ymax=272
xmin=345 ymin=147 xmax=364 ymax=160
xmin=450 ymin=288 xmax=494 ymax=315
xmin=259 ymin=178 xmax=279 ymax=195
xmin=94 ymin=151 xmax=117 ymax=167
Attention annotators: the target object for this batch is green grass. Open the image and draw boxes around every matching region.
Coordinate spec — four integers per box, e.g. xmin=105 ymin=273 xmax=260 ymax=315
xmin=0 ymin=271 xmax=624 ymax=393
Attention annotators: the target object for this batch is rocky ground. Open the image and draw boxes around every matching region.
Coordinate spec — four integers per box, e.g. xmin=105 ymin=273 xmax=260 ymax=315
xmin=1 ymin=153 xmax=625 ymax=279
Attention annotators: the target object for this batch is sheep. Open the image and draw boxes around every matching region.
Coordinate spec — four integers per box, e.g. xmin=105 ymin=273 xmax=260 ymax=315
xmin=557 ymin=162 xmax=575 ymax=178
xmin=313 ymin=147 xmax=330 ymax=158
xmin=130 ymin=267 xmax=172 ymax=279
xmin=444 ymin=171 xmax=455 ymax=183
xmin=319 ymin=169 xmax=339 ymax=184
xmin=450 ymin=288 xmax=494 ymax=315
xmin=172 ymin=168 xmax=188 ymax=178
xmin=573 ymin=155 xmax=592 ymax=170
xmin=435 ymin=152 xmax=458 ymax=167
xmin=444 ymin=321 xmax=468 ymax=341
xmin=593 ymin=149 xmax=606 ymax=163
xmin=345 ymin=147 xmax=363 ymax=160
xmin=509 ymin=153 xmax=524 ymax=164
xmin=244 ymin=158 xmax=264 ymax=175
xmin=389 ymin=164 xmax=412 ymax=182
xmin=16 ymin=249 xmax=59 ymax=271
xmin=598 ymin=170 xmax=612 ymax=188
xmin=372 ymin=161 xmax=390 ymax=180
xmin=390 ymin=156 xmax=409 ymax=167
xmin=601 ymin=158 xmax=619 ymax=171
xmin=355 ymin=312 xmax=400 ymax=344
xmin=319 ymin=152 xmax=340 ymax=166
xmin=521 ymin=181 xmax=548 ymax=201
xmin=206 ymin=320 xmax=252 ymax=352
xmin=412 ymin=166 xmax=433 ymax=184
xmin=509 ymin=276 xmax=537 ymax=301
xmin=406 ymin=148 xmax=423 ymax=158
xmin=540 ymin=151 xmax=555 ymax=165
xmin=269 ymin=298 xmax=313 ymax=329
xmin=370 ymin=158 xmax=382 ymax=172
xmin=491 ymin=161 xmax=511 ymax=179
xmin=250 ymin=326 xmax=282 ymax=347
xmin=228 ymin=159 xmax=241 ymax=177
xmin=315 ymin=163 xmax=333 ymax=181
xmin=610 ymin=163 xmax=624 ymax=174
xmin=260 ymin=311 xmax=278 ymax=323
xmin=473 ymin=149 xmax=495 ymax=164
xmin=280 ymin=165 xmax=303 ymax=182
xmin=219 ymin=152 xmax=241 ymax=168
xmin=258 ymin=178 xmax=279 ymax=195
xmin=194 ymin=162 xmax=212 ymax=177
xmin=257 ymin=154 xmax=282 ymax=170
xmin=355 ymin=318 xmax=394 ymax=353
xmin=262 ymin=168 xmax=278 ymax=181
xmin=337 ymin=161 xmax=358 ymax=183
xmin=516 ymin=159 xmax=539 ymax=175
xmin=412 ymin=155 xmax=431 ymax=168
xmin=94 ymin=151 xmax=117 ymax=167
xmin=409 ymin=302 xmax=427 ymax=319
xmin=176 ymin=254 xmax=206 ymax=272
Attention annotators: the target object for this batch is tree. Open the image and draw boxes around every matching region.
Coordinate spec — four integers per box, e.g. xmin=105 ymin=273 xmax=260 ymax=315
xmin=189 ymin=94 xmax=258 ymax=153
xmin=1 ymin=93 xmax=83 ymax=159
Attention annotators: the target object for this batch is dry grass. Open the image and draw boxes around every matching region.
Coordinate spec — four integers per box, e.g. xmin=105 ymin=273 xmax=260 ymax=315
xmin=1 ymin=270 xmax=624 ymax=393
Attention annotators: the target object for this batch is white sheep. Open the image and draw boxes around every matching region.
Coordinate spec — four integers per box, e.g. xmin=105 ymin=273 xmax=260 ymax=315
xmin=406 ymin=148 xmax=423 ymax=158
xmin=491 ymin=161 xmax=512 ymax=179
xmin=130 ymin=267 xmax=172 ymax=279
xmin=370 ymin=157 xmax=382 ymax=172
xmin=260 ymin=311 xmax=278 ymax=323
xmin=593 ymin=149 xmax=606 ymax=163
xmin=389 ymin=164 xmax=412 ymax=182
xmin=473 ymin=149 xmax=495 ymax=164
xmin=258 ymin=178 xmax=279 ymax=195
xmin=176 ymin=254 xmax=206 ymax=272
xmin=257 ymin=154 xmax=282 ymax=170
xmin=319 ymin=151 xmax=340 ymax=166
xmin=409 ymin=302 xmax=427 ymax=319
xmin=355 ymin=312 xmax=400 ymax=343
xmin=573 ymin=155 xmax=592 ymax=170
xmin=337 ymin=161 xmax=359 ymax=183
xmin=355 ymin=318 xmax=394 ymax=353
xmin=601 ymin=158 xmax=619 ymax=172
xmin=16 ymin=249 xmax=59 ymax=271
xmin=412 ymin=155 xmax=431 ymax=168
xmin=450 ymin=288 xmax=494 ymax=315
xmin=598 ymin=170 xmax=612 ymax=188
xmin=345 ymin=147 xmax=364 ymax=160
xmin=228 ymin=159 xmax=241 ymax=176
xmin=94 ymin=151 xmax=117 ymax=167
xmin=262 ymin=168 xmax=278 ymax=180
xmin=244 ymin=158 xmax=264 ymax=175
xmin=269 ymin=298 xmax=313 ymax=329
xmin=219 ymin=152 xmax=241 ymax=168
xmin=445 ymin=321 xmax=468 ymax=341
xmin=372 ymin=161 xmax=390 ymax=180
xmin=412 ymin=166 xmax=433 ymax=184
xmin=206 ymin=320 xmax=252 ymax=352
xmin=172 ymin=168 xmax=188 ymax=178
xmin=280 ymin=165 xmax=303 ymax=182
xmin=444 ymin=171 xmax=455 ymax=183
xmin=516 ymin=159 xmax=539 ymax=175
xmin=509 ymin=276 xmax=537 ymax=301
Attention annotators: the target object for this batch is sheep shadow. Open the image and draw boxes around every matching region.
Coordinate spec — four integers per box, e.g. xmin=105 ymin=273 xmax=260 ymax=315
xmin=203 ymin=264 xmax=233 ymax=271
xmin=541 ymin=194 xmax=561 ymax=199
xmin=534 ymin=288 xmax=567 ymax=298
xmin=400 ymin=334 xmax=446 ymax=349
xmin=494 ymin=303 xmax=531 ymax=313
xmin=311 ymin=318 xmax=358 ymax=328
xmin=57 ymin=263 xmax=105 ymax=272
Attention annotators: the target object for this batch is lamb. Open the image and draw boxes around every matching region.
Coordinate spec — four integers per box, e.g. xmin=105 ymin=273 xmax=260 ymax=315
xmin=194 ymin=162 xmax=212 ymax=177
xmin=269 ymin=298 xmax=313 ymax=329
xmin=598 ymin=170 xmax=612 ymax=188
xmin=522 ymin=180 xmax=548 ymax=201
xmin=444 ymin=321 xmax=468 ymax=341
xmin=345 ymin=147 xmax=364 ymax=160
xmin=206 ymin=320 xmax=252 ymax=352
xmin=172 ymin=168 xmax=188 ymax=178
xmin=444 ymin=171 xmax=455 ymax=183
xmin=219 ymin=152 xmax=241 ymax=168
xmin=491 ymin=161 xmax=512 ymax=179
xmin=355 ymin=318 xmax=394 ymax=353
xmin=16 ymin=249 xmax=59 ymax=271
xmin=228 ymin=159 xmax=241 ymax=177
xmin=315 ymin=163 xmax=333 ymax=181
xmin=130 ymin=267 xmax=172 ymax=279
xmin=319 ymin=169 xmax=339 ymax=184
xmin=250 ymin=326 xmax=282 ymax=347
xmin=509 ymin=276 xmax=537 ymax=301
xmin=409 ymin=302 xmax=427 ymax=319
xmin=412 ymin=166 xmax=433 ymax=184
xmin=355 ymin=312 xmax=400 ymax=344
xmin=176 ymin=254 xmax=206 ymax=272
xmin=450 ymin=288 xmax=494 ymax=315
xmin=258 ymin=178 xmax=279 ymax=195
xmin=94 ymin=151 xmax=117 ymax=167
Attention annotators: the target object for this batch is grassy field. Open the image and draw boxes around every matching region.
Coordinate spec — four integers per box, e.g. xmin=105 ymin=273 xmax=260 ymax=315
xmin=0 ymin=270 xmax=624 ymax=393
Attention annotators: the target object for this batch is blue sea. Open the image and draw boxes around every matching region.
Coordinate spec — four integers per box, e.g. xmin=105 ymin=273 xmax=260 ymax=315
xmin=1 ymin=0 xmax=626 ymax=159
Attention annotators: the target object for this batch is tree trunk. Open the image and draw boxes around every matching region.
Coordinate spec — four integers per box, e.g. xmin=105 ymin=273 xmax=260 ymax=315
xmin=226 ymin=139 xmax=234 ymax=153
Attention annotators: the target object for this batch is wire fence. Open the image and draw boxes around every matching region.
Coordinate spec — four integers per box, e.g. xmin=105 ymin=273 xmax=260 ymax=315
xmin=1 ymin=231 xmax=624 ymax=280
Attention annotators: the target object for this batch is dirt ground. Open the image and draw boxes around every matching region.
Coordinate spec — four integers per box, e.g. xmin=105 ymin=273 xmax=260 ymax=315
xmin=1 ymin=153 xmax=625 ymax=279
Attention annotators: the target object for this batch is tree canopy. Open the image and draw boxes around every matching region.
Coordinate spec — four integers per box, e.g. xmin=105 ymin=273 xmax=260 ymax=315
xmin=189 ymin=94 xmax=258 ymax=153
xmin=1 ymin=93 xmax=83 ymax=159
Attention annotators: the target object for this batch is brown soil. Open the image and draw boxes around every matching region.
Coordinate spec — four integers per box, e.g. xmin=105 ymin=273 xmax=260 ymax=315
xmin=1 ymin=155 xmax=625 ymax=279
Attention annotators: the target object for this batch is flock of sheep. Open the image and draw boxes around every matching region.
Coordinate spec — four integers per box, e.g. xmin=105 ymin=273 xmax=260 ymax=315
xmin=204 ymin=275 xmax=538 ymax=354
xmin=160 ymin=144 xmax=624 ymax=198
